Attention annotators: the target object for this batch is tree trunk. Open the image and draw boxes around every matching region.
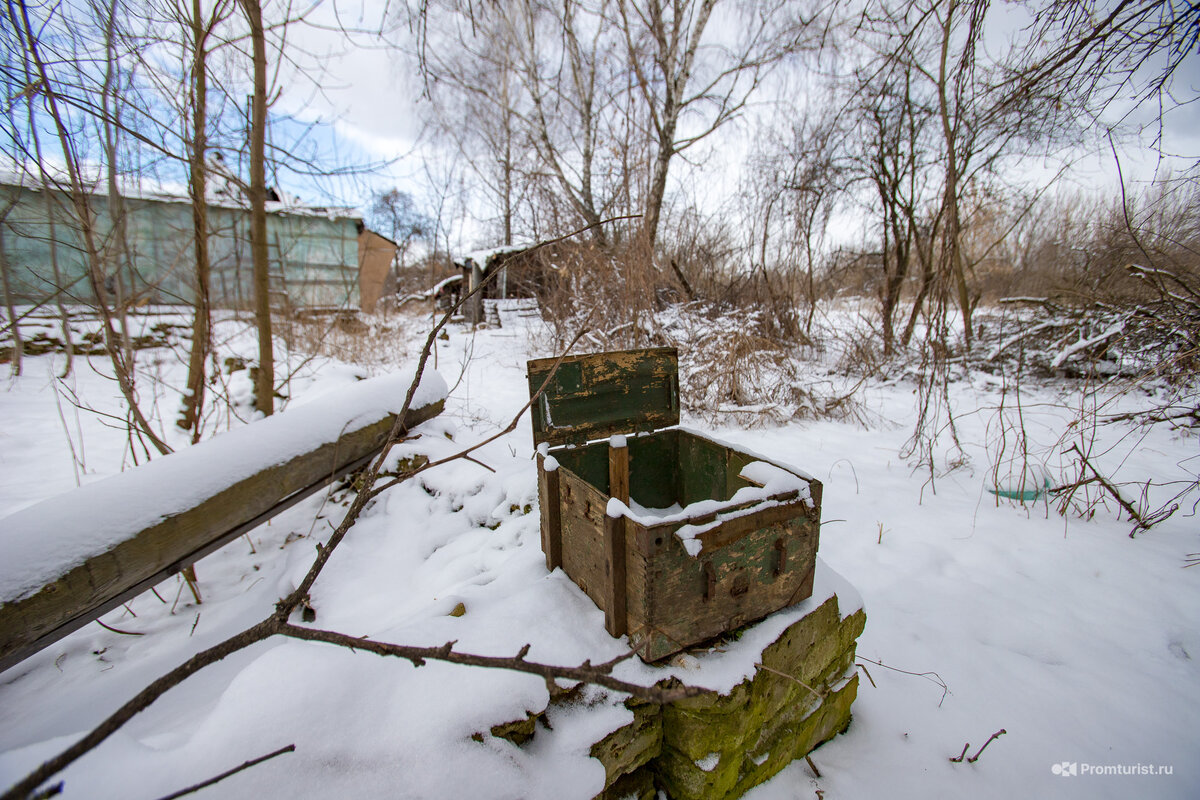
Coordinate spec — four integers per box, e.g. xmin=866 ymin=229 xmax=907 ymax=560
xmin=642 ymin=128 xmax=675 ymax=249
xmin=935 ymin=0 xmax=974 ymax=352
xmin=179 ymin=0 xmax=213 ymax=440
xmin=13 ymin=1 xmax=172 ymax=456
xmin=0 ymin=203 xmax=21 ymax=376
xmin=241 ymin=0 xmax=274 ymax=416
xmin=22 ymin=77 xmax=73 ymax=377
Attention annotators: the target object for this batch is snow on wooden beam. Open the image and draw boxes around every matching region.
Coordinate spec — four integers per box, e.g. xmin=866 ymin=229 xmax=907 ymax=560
xmin=0 ymin=369 xmax=447 ymax=674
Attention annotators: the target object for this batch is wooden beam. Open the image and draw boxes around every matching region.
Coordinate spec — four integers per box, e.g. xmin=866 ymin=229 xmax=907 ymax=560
xmin=0 ymin=398 xmax=443 ymax=674
xmin=608 ymin=438 xmax=630 ymax=506
xmin=603 ymin=513 xmax=628 ymax=638
xmin=604 ymin=436 xmax=630 ymax=636
xmin=538 ymin=454 xmax=563 ymax=571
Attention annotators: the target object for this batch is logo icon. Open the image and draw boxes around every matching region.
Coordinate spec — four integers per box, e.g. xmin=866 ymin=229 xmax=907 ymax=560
xmin=1052 ymin=762 xmax=1078 ymax=777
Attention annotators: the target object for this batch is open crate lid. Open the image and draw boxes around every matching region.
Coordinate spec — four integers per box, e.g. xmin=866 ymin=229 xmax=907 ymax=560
xmin=527 ymin=347 xmax=680 ymax=446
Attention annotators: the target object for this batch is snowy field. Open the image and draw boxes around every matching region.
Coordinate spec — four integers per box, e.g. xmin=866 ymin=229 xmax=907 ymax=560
xmin=1 ymin=307 xmax=1198 ymax=799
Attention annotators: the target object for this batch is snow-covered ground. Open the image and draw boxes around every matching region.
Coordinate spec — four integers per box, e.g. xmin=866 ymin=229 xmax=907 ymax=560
xmin=1 ymin=308 xmax=1197 ymax=799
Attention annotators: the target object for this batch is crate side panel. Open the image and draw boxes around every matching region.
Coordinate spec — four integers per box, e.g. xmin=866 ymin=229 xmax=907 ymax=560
xmin=558 ymin=469 xmax=612 ymax=612
xmin=556 ymin=441 xmax=610 ymax=496
xmin=638 ymin=515 xmax=820 ymax=662
xmin=678 ymin=431 xmax=728 ymax=507
xmin=628 ymin=429 xmax=680 ymax=510
xmin=725 ymin=446 xmax=761 ymax=498
xmin=624 ymin=525 xmax=651 ymax=646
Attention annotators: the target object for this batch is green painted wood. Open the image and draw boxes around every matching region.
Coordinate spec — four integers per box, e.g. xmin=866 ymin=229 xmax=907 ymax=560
xmin=0 ymin=398 xmax=443 ymax=673
xmin=528 ymin=347 xmax=822 ymax=662
xmin=628 ymin=431 xmax=679 ymax=510
xmin=527 ymin=348 xmax=679 ymax=446
xmin=538 ymin=453 xmax=563 ymax=571
xmin=678 ymin=432 xmax=726 ymax=507
xmin=537 ymin=425 xmax=822 ymax=662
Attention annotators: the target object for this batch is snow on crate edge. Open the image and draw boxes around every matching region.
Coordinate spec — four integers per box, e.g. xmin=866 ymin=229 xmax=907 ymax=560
xmin=0 ymin=368 xmax=447 ymax=605
xmin=606 ymin=460 xmax=812 ymax=557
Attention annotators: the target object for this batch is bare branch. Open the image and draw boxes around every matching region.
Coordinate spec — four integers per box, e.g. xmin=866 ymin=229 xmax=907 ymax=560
xmin=277 ymin=624 xmax=698 ymax=704
xmin=151 ymin=744 xmax=296 ymax=800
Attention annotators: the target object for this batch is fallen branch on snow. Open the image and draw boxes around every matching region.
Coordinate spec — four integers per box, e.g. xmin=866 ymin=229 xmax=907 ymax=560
xmin=0 ymin=215 xmax=640 ymax=800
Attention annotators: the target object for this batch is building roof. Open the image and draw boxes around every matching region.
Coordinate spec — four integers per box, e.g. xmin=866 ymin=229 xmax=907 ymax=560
xmin=455 ymin=242 xmax=537 ymax=270
xmin=0 ymin=166 xmax=359 ymax=222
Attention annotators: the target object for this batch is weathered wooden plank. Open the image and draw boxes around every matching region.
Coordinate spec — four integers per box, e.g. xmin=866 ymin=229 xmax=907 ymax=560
xmin=608 ymin=441 xmax=630 ymax=506
xmin=528 ymin=348 xmax=679 ymax=446
xmin=604 ymin=513 xmax=629 ymax=638
xmin=605 ymin=433 xmax=631 ymax=637
xmin=629 ymin=515 xmax=819 ymax=662
xmin=558 ymin=471 xmax=610 ymax=611
xmin=0 ymin=398 xmax=443 ymax=674
xmin=538 ymin=454 xmax=563 ymax=571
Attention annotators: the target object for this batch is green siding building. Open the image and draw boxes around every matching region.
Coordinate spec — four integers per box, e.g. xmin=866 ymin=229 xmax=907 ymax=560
xmin=0 ymin=178 xmax=363 ymax=310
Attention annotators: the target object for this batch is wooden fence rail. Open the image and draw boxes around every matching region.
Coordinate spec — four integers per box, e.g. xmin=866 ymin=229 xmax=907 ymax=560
xmin=0 ymin=372 xmax=445 ymax=673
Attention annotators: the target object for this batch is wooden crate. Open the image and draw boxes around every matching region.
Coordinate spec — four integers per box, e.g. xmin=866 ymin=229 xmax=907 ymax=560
xmin=528 ymin=348 xmax=822 ymax=662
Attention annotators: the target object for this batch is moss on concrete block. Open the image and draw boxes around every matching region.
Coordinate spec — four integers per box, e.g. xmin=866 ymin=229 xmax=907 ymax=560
xmin=589 ymin=698 xmax=663 ymax=787
xmin=659 ymin=595 xmax=857 ymax=763
xmin=490 ymin=711 xmax=539 ymax=746
xmin=594 ymin=766 xmax=658 ymax=800
xmin=578 ymin=590 xmax=865 ymax=800
xmin=733 ymin=673 xmax=859 ymax=796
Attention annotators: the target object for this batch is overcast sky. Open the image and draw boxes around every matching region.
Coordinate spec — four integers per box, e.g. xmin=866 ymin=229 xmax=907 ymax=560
xmin=272 ymin=1 xmax=1200 ymax=251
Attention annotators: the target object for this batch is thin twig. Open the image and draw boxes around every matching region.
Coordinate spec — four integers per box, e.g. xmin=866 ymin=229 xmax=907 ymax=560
xmin=855 ymin=656 xmax=950 ymax=706
xmin=95 ymin=619 xmax=143 ymax=637
xmin=1063 ymin=443 xmax=1150 ymax=536
xmin=855 ymin=662 xmax=876 ymax=688
xmin=462 ymin=453 xmax=496 ymax=473
xmin=26 ymin=783 xmax=62 ymax=800
xmin=754 ymin=662 xmax=824 ymax=701
xmin=151 ymin=743 xmax=296 ymax=800
xmin=967 ymin=728 xmax=1006 ymax=763
xmin=366 ymin=323 xmax=593 ymax=499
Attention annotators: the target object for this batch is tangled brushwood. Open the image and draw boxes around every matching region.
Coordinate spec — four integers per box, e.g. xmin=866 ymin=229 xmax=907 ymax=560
xmin=522 ymin=239 xmax=870 ymax=427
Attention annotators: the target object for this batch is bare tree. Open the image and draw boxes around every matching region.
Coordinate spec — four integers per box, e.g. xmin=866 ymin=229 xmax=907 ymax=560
xmin=419 ymin=0 xmax=813 ymax=251
xmin=421 ymin=0 xmax=633 ymax=245
xmin=370 ymin=187 xmax=431 ymax=269
xmin=176 ymin=0 xmax=234 ymax=440
xmin=238 ymin=0 xmax=274 ymax=416
xmin=762 ymin=101 xmax=848 ymax=336
xmin=616 ymin=0 xmax=810 ymax=247
xmin=7 ymin=0 xmax=174 ymax=456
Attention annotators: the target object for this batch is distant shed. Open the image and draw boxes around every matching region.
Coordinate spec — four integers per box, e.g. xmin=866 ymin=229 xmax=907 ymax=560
xmin=455 ymin=242 xmax=555 ymax=322
xmin=0 ymin=176 xmax=388 ymax=313
xmin=357 ymin=228 xmax=398 ymax=313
